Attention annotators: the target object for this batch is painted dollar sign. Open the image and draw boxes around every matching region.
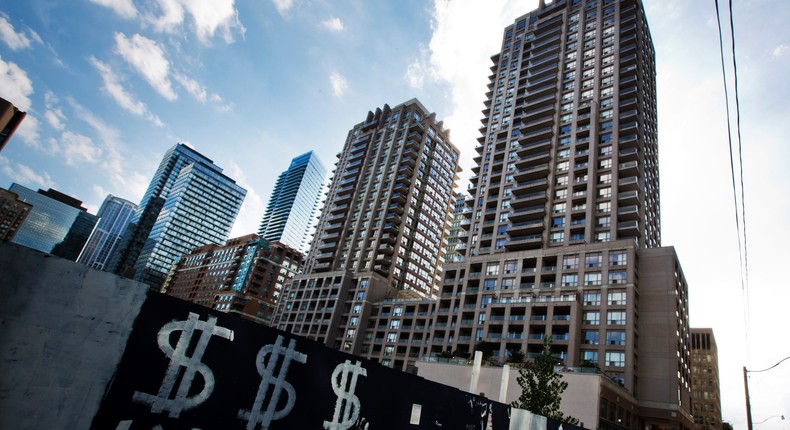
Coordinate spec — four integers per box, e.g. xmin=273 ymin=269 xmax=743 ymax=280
xmin=132 ymin=312 xmax=234 ymax=418
xmin=323 ymin=360 xmax=367 ymax=430
xmin=239 ymin=335 xmax=307 ymax=430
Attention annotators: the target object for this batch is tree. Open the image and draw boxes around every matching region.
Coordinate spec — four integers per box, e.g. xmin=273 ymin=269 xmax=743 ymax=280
xmin=722 ymin=422 xmax=734 ymax=430
xmin=511 ymin=337 xmax=580 ymax=426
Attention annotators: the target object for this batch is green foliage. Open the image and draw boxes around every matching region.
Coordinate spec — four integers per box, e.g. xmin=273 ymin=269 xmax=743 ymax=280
xmin=510 ymin=337 xmax=580 ymax=426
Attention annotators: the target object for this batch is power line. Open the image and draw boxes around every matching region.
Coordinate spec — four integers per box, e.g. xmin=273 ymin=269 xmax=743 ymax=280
xmin=714 ymin=0 xmax=750 ymax=359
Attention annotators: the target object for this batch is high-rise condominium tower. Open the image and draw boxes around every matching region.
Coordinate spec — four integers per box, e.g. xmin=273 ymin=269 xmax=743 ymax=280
xmin=429 ymin=1 xmax=690 ymax=429
xmin=110 ymin=143 xmax=246 ymax=289
xmin=690 ymin=328 xmax=721 ymax=430
xmin=275 ymin=98 xmax=460 ymax=348
xmin=77 ymin=195 xmax=137 ymax=270
xmin=258 ymin=151 xmax=325 ymax=254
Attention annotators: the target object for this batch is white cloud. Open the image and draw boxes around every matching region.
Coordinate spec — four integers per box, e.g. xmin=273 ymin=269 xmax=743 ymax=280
xmin=44 ymin=91 xmax=66 ymax=131
xmin=226 ymin=160 xmax=263 ymax=237
xmin=0 ymin=56 xmax=33 ymax=110
xmin=60 ymin=131 xmax=102 ymax=166
xmin=771 ymin=43 xmax=789 ymax=57
xmin=146 ymin=0 xmax=246 ymax=44
xmin=405 ymin=45 xmax=431 ymax=91
xmin=418 ymin=0 xmax=540 ymax=186
xmin=329 ymin=71 xmax=347 ymax=97
xmin=174 ymin=73 xmax=232 ymax=111
xmin=0 ymin=14 xmax=34 ymax=50
xmin=88 ymin=0 xmax=138 ymax=19
xmin=15 ymin=115 xmax=40 ymax=148
xmin=67 ymin=98 xmax=149 ymax=202
xmin=0 ymin=155 xmax=56 ymax=189
xmin=89 ymin=56 xmax=164 ymax=127
xmin=0 ymin=56 xmax=40 ymax=147
xmin=321 ymin=17 xmax=345 ymax=32
xmin=114 ymin=33 xmax=177 ymax=101
xmin=272 ymin=0 xmax=294 ymax=16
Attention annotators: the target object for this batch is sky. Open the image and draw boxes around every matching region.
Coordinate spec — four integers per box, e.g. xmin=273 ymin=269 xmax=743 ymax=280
xmin=0 ymin=0 xmax=789 ymax=428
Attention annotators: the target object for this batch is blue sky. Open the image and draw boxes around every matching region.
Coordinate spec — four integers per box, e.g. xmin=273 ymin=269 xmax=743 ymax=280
xmin=1 ymin=0 xmax=789 ymax=427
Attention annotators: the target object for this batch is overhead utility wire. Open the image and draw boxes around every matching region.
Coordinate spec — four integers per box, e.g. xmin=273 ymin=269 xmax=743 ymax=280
xmin=714 ymin=0 xmax=750 ymax=357
xmin=727 ymin=0 xmax=749 ymax=296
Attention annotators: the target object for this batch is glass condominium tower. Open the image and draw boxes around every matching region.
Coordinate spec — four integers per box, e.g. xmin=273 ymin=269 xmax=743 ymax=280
xmin=114 ymin=143 xmax=246 ymax=289
xmin=77 ymin=194 xmax=137 ymax=270
xmin=258 ymin=151 xmax=326 ymax=255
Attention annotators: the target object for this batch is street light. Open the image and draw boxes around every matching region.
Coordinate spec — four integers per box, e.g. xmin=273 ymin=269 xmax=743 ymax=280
xmin=744 ymin=356 xmax=790 ymax=430
xmin=754 ymin=415 xmax=784 ymax=426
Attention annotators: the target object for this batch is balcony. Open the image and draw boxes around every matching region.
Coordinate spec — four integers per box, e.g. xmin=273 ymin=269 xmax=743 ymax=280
xmin=509 ymin=205 xmax=545 ymax=222
xmin=619 ymin=147 xmax=639 ymax=162
xmin=513 ymin=163 xmax=550 ymax=182
xmin=505 ymin=234 xmax=542 ymax=251
xmin=517 ymin=140 xmax=551 ymax=156
xmin=508 ymin=220 xmax=544 ymax=235
xmin=618 ymin=176 xmax=640 ymax=192
xmin=617 ymin=205 xmax=639 ymax=221
xmin=513 ymin=178 xmax=549 ymax=194
xmin=618 ymin=220 xmax=641 ymax=236
xmin=618 ymin=190 xmax=639 ymax=206
xmin=619 ymin=161 xmax=639 ymax=176
xmin=511 ymin=191 xmax=548 ymax=208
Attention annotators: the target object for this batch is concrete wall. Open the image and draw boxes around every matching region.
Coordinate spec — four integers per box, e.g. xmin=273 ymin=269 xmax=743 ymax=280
xmin=416 ymin=360 xmax=603 ymax=428
xmin=0 ymin=242 xmax=148 ymax=429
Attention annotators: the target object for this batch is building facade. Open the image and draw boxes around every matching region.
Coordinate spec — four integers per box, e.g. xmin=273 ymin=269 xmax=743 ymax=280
xmin=77 ymin=195 xmax=138 ymax=270
xmin=8 ymin=184 xmax=98 ymax=259
xmin=163 ymin=234 xmax=302 ymax=325
xmin=690 ymin=328 xmax=721 ymax=430
xmin=0 ymin=96 xmax=26 ymax=152
xmin=133 ymin=158 xmax=247 ymax=289
xmin=109 ymin=143 xmax=223 ymax=278
xmin=275 ymin=98 xmax=461 ymax=351
xmin=275 ymin=3 xmax=693 ymax=430
xmin=258 ymin=151 xmax=326 ymax=254
xmin=0 ymin=188 xmax=32 ymax=241
xmin=443 ymin=192 xmax=468 ymax=264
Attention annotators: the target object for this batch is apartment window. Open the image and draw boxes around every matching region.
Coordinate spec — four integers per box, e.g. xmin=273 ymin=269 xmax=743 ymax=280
xmin=561 ymin=102 xmax=574 ymax=112
xmin=564 ymin=71 xmax=576 ymax=81
xmin=501 ymin=199 xmax=511 ymax=209
xmin=558 ymin=149 xmax=571 ymax=159
xmin=349 ymin=316 xmax=359 ymax=326
xmin=502 ymin=278 xmax=516 ymax=289
xmin=562 ymin=274 xmax=578 ymax=287
xmin=565 ymin=61 xmax=577 ymax=70
xmin=583 ymin=291 xmax=601 ymax=306
xmin=553 ymin=203 xmax=567 ymax=214
xmin=555 ymin=189 xmax=568 ymax=199
xmin=566 ymin=51 xmax=578 ymax=62
xmin=556 ymin=175 xmax=569 ymax=186
xmin=599 ymin=146 xmax=612 ymax=156
xmin=596 ymin=232 xmax=611 ymax=242
xmin=346 ymin=329 xmax=356 ymax=339
xmin=600 ymin=133 xmax=612 ymax=144
xmin=596 ymin=202 xmax=611 ymax=213
xmin=607 ymin=311 xmax=626 ymax=325
xmin=609 ymin=251 xmax=627 ymax=266
xmin=553 ymin=217 xmax=566 ymax=228
xmin=600 ymin=86 xmax=614 ymax=98
xmin=559 ymin=136 xmax=572 ymax=147
xmin=600 ymin=109 xmax=613 ymax=120
xmin=504 ymin=260 xmax=518 ymax=274
xmin=387 ymin=333 xmax=397 ymax=343
xmin=584 ymin=272 xmax=602 ymax=286
xmin=606 ymin=351 xmax=625 ymax=367
xmin=586 ymin=253 xmax=602 ymax=268
xmin=581 ymin=89 xmax=593 ymax=99
xmin=584 ymin=311 xmax=600 ymax=325
xmin=557 ymin=161 xmax=570 ymax=172
xmin=598 ymin=173 xmax=612 ymax=184
xmin=390 ymin=320 xmax=401 ymax=329
xmin=609 ymin=271 xmax=628 ymax=285
xmin=563 ymin=255 xmax=579 ymax=269
xmin=484 ymin=279 xmax=497 ymax=290
xmin=582 ymin=350 xmax=599 ymax=364
xmin=550 ymin=232 xmax=565 ymax=244
xmin=606 ymin=331 xmax=626 ymax=346
xmin=598 ymin=187 xmax=611 ymax=198
xmin=583 ymin=59 xmax=595 ymax=69
xmin=583 ymin=330 xmax=600 ymax=345
xmin=486 ymin=262 xmax=500 ymax=276
xmin=608 ymin=290 xmax=626 ymax=305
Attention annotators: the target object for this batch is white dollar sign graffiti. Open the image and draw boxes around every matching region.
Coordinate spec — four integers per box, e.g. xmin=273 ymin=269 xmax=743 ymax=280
xmin=133 ymin=312 xmax=234 ymax=418
xmin=239 ymin=335 xmax=308 ymax=430
xmin=323 ymin=360 xmax=367 ymax=430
